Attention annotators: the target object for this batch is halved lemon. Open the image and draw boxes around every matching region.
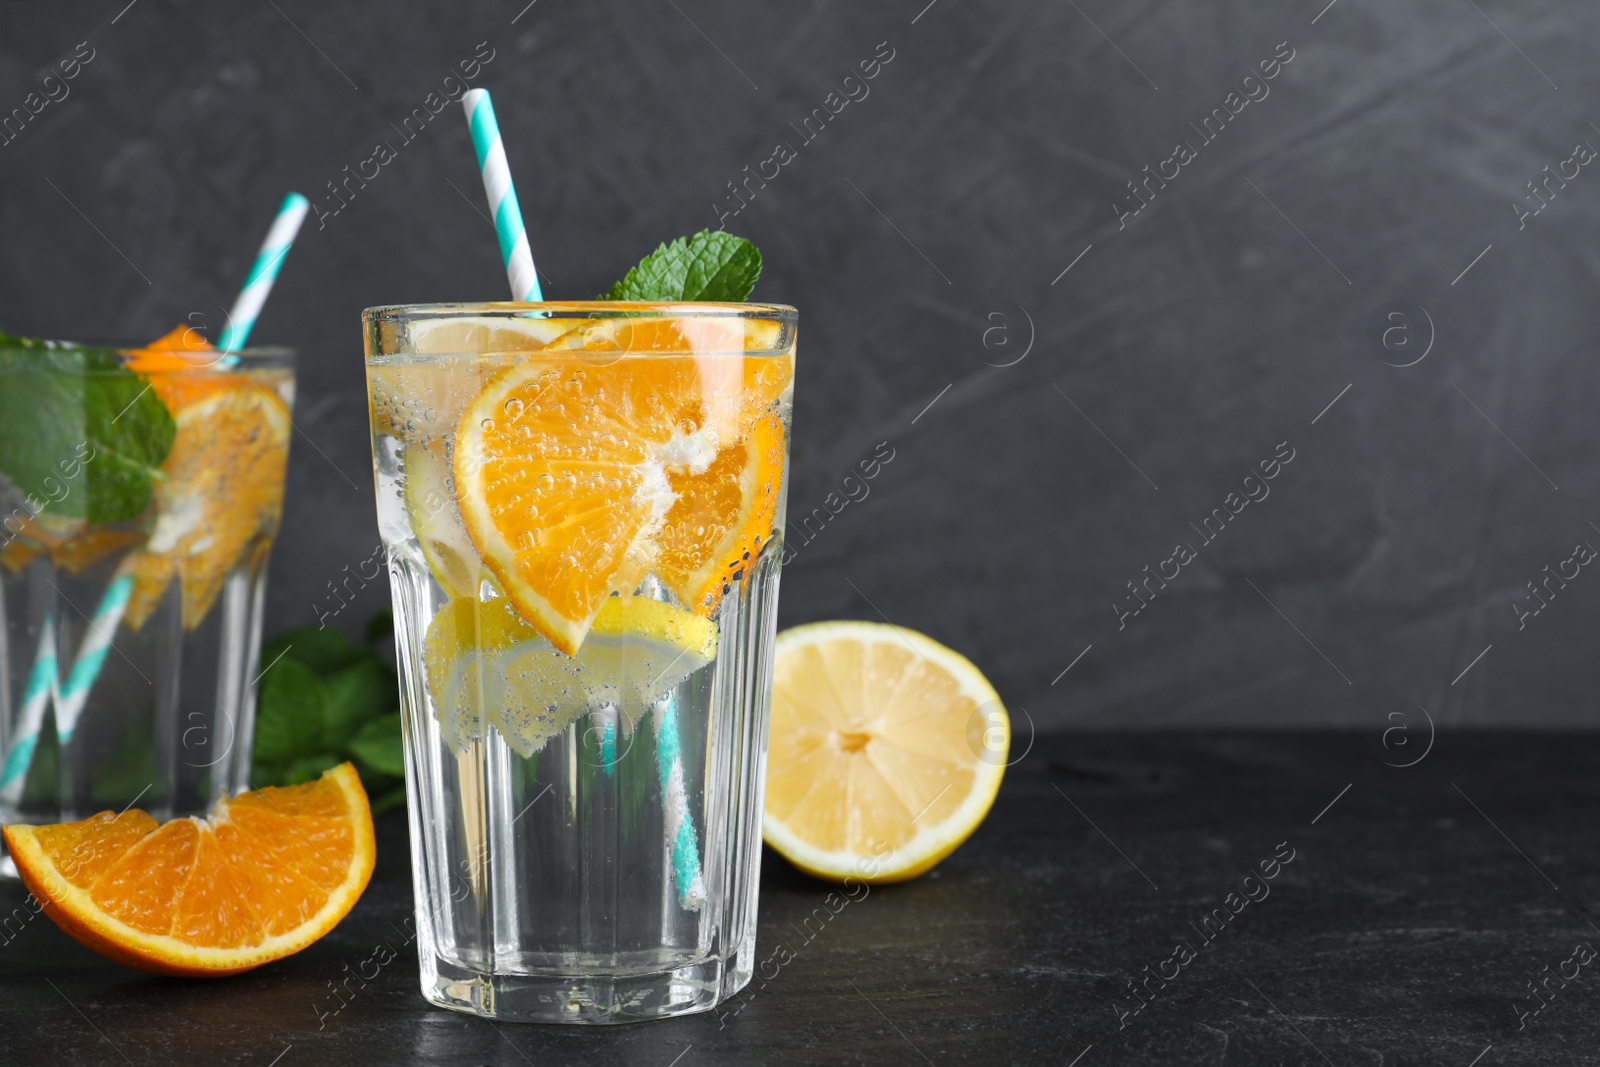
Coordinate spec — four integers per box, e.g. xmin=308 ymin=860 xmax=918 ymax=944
xmin=424 ymin=594 xmax=718 ymax=757
xmin=452 ymin=331 xmax=789 ymax=654
xmin=2 ymin=763 xmax=375 ymax=977
xmin=763 ymin=621 xmax=1008 ymax=884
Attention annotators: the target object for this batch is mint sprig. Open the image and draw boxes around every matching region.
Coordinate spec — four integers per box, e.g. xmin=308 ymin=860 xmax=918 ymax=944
xmin=0 ymin=332 xmax=175 ymax=523
xmin=601 ymin=229 xmax=762 ymax=302
xmin=251 ymin=613 xmax=406 ymax=812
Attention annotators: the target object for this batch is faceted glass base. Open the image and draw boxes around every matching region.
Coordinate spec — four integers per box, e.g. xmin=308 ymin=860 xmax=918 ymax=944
xmin=420 ymin=937 xmax=754 ymax=1024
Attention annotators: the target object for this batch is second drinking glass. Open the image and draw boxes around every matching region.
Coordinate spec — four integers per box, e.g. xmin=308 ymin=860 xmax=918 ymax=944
xmin=0 ymin=335 xmax=293 ymax=835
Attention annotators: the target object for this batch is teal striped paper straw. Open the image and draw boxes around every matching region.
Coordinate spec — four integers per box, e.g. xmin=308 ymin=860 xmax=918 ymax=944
xmin=0 ymin=615 xmax=56 ymax=804
xmin=39 ymin=193 xmax=310 ymax=760
xmin=652 ymin=696 xmax=706 ymax=910
xmin=598 ymin=711 xmax=617 ymax=773
xmin=217 ymin=192 xmax=310 ymax=354
xmin=456 ymin=89 xmax=702 ymax=905
xmin=461 ymin=89 xmax=544 ymax=302
xmin=54 ymin=574 xmax=132 ymax=744
xmin=0 ymin=195 xmax=309 ymax=802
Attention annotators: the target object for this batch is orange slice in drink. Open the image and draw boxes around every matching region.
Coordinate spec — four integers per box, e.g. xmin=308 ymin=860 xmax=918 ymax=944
xmin=50 ymin=528 xmax=143 ymax=575
xmin=123 ymin=380 xmax=291 ymax=630
xmin=452 ymin=319 xmax=789 ymax=654
xmin=0 ymin=540 xmax=37 ymax=574
xmin=2 ymin=763 xmax=375 ymax=977
xmin=657 ymin=412 xmax=786 ymax=613
xmin=0 ymin=514 xmax=140 ymax=576
xmin=123 ymin=324 xmax=235 ymax=411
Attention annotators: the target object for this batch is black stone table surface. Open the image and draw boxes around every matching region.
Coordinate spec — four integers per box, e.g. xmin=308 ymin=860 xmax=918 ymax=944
xmin=1 ymin=732 xmax=1596 ymax=1065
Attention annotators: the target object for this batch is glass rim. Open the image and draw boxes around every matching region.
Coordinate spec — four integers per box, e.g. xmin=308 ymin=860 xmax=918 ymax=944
xmin=0 ymin=339 xmax=295 ymax=362
xmin=362 ymin=301 xmax=796 ymax=325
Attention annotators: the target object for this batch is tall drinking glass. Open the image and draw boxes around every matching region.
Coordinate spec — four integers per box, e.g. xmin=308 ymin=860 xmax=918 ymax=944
xmin=364 ymin=302 xmax=795 ymax=1023
xmin=0 ymin=337 xmax=294 ymax=859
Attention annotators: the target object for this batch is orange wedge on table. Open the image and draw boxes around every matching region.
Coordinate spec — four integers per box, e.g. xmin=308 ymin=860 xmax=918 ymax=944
xmin=452 ymin=316 xmax=791 ymax=655
xmin=2 ymin=763 xmax=374 ymax=977
xmin=119 ymin=327 xmax=292 ymax=630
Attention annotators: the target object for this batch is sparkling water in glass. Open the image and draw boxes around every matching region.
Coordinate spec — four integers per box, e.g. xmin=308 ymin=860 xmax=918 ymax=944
xmin=364 ymin=303 xmax=795 ymax=1023
xmin=0 ymin=339 xmax=294 ymax=854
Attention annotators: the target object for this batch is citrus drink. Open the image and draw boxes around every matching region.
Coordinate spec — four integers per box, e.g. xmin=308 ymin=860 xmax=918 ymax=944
xmin=363 ymin=302 xmax=794 ymax=1023
xmin=0 ymin=330 xmax=292 ymax=838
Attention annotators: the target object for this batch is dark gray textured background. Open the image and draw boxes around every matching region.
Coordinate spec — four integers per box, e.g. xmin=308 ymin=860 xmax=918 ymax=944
xmin=1 ymin=0 xmax=1595 ymax=729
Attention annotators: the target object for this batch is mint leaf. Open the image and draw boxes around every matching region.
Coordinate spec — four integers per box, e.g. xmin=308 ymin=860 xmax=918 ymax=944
xmin=263 ymin=626 xmax=370 ymax=676
xmin=601 ymin=230 xmax=762 ymax=302
xmin=284 ymin=753 xmax=342 ymax=785
xmin=371 ymin=785 xmax=407 ymax=815
xmin=349 ymin=713 xmax=405 ymax=777
xmin=253 ymin=657 xmax=326 ymax=765
xmin=321 ymin=659 xmax=397 ymax=750
xmin=253 ymin=611 xmax=407 ymax=799
xmin=0 ymin=334 xmax=175 ymax=523
xmin=365 ymin=607 xmax=393 ymax=644
xmin=92 ymin=722 xmax=156 ymax=804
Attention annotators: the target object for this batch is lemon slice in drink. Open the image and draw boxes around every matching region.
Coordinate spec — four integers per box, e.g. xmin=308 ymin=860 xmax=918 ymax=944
xmin=402 ymin=447 xmax=482 ymax=600
xmin=424 ymin=595 xmax=717 ymax=758
xmin=406 ymin=314 xmax=579 ymax=355
xmin=422 ymin=595 xmax=535 ymax=752
xmin=369 ymin=315 xmax=581 ymax=452
xmin=763 ymin=621 xmax=1008 ymax=883
xmin=496 ymin=597 xmax=716 ymax=755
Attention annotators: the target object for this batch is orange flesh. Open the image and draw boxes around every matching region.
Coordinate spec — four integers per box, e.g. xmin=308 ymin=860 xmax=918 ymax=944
xmin=452 ymin=320 xmax=791 ymax=654
xmin=2 ymin=764 xmax=374 ymax=976
xmin=656 ymin=413 xmax=786 ymax=613
xmin=123 ymin=324 xmax=234 ymax=411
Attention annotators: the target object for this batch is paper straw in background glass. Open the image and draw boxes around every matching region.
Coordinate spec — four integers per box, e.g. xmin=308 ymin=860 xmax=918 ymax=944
xmin=217 ymin=192 xmax=311 ymax=358
xmin=458 ymin=88 xmax=705 ymax=908
xmin=51 ymin=575 xmax=130 ymax=744
xmin=6 ymin=194 xmax=310 ymax=798
xmin=0 ymin=614 xmax=56 ymax=805
xmin=461 ymin=88 xmax=543 ymax=302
